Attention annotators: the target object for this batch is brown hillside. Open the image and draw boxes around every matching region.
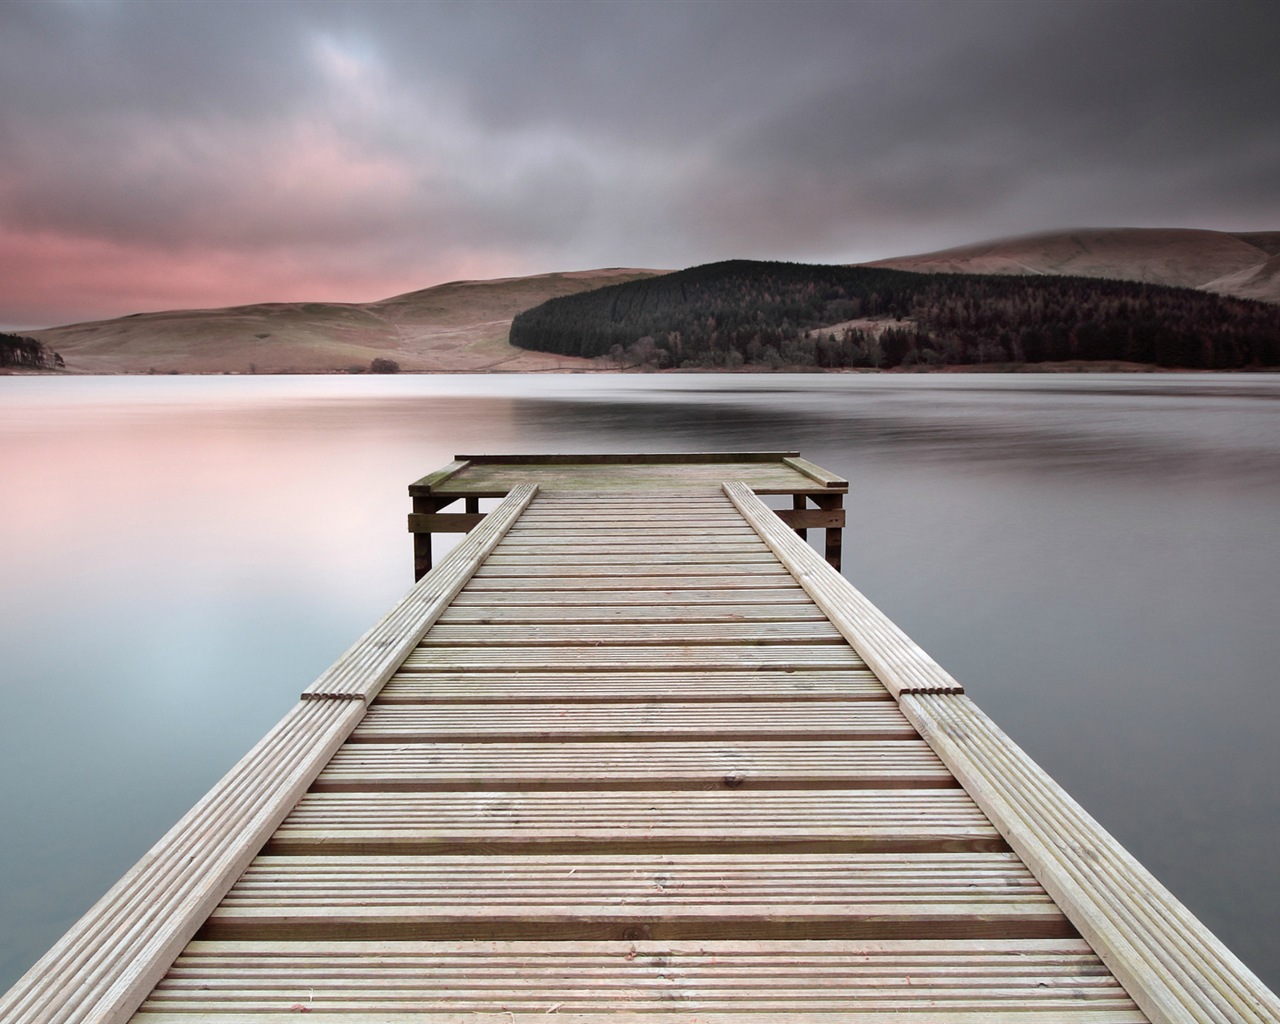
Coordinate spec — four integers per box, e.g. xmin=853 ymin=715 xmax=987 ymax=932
xmin=32 ymin=268 xmax=662 ymax=374
xmin=1230 ymin=232 xmax=1280 ymax=257
xmin=863 ymin=227 xmax=1279 ymax=303
xmin=1202 ymin=252 xmax=1280 ymax=305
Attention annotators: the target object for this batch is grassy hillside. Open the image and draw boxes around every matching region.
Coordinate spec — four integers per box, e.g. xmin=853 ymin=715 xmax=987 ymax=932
xmin=864 ymin=227 xmax=1280 ymax=304
xmin=31 ymin=268 xmax=661 ymax=374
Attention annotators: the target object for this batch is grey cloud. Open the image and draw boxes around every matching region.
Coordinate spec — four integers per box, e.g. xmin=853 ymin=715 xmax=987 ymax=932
xmin=0 ymin=0 xmax=1276 ymax=325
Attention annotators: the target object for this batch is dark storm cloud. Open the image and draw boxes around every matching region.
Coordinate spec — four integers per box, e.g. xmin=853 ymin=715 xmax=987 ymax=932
xmin=0 ymin=0 xmax=1276 ymax=326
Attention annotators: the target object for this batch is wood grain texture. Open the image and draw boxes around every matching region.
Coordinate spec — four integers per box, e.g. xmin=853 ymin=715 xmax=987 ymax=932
xmin=202 ymin=851 xmax=1068 ymax=941
xmin=349 ymin=701 xmax=916 ymax=742
xmin=136 ymin=939 xmax=1143 ymax=1020
xmin=313 ymin=738 xmax=951 ymax=790
xmin=375 ymin=668 xmax=888 ymax=703
xmin=267 ymin=788 xmax=1004 ymax=855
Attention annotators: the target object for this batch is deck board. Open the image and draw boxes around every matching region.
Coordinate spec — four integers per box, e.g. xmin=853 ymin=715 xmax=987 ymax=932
xmin=136 ymin=939 xmax=1145 ymax=1021
xmin=374 ymin=669 xmax=888 ymax=702
xmin=312 ymin=739 xmax=952 ymax=789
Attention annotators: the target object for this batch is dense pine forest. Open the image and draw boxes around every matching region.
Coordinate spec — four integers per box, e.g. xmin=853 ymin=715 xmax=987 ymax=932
xmin=509 ymin=261 xmax=1280 ymax=370
xmin=0 ymin=331 xmax=62 ymax=370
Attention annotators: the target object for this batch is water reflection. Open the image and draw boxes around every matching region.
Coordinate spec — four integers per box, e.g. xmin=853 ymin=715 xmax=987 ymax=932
xmin=1 ymin=373 xmax=1278 ymax=990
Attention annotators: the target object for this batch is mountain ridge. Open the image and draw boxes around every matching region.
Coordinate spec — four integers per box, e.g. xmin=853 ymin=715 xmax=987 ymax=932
xmin=25 ymin=226 xmax=1279 ymax=373
xmin=862 ymin=227 xmax=1280 ymax=303
xmin=29 ymin=268 xmax=662 ymax=374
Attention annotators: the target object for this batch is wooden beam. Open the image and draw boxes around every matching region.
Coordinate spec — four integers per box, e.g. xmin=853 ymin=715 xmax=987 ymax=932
xmin=455 ymin=452 xmax=801 ymax=466
xmin=784 ymin=455 xmax=849 ymax=488
xmin=407 ymin=512 xmax=486 ymax=534
xmin=775 ymin=508 xmax=846 ymax=530
xmin=407 ymin=460 xmax=470 ymax=496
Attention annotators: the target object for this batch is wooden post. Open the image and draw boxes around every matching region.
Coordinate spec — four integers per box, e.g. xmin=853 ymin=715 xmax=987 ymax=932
xmin=411 ymin=496 xmax=463 ymax=581
xmin=412 ymin=496 xmax=434 ymax=581
xmin=791 ymin=495 xmax=808 ymax=540
xmin=813 ymin=493 xmax=844 ymax=572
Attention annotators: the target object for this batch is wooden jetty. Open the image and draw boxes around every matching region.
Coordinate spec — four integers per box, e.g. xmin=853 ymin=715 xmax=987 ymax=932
xmin=3 ymin=452 xmax=1277 ymax=1024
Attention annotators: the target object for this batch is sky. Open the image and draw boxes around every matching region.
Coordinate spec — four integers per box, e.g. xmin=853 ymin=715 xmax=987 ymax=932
xmin=1 ymin=0 xmax=1277 ymax=329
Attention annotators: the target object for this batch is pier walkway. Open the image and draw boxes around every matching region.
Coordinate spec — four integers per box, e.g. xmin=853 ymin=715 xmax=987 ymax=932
xmin=3 ymin=454 xmax=1277 ymax=1024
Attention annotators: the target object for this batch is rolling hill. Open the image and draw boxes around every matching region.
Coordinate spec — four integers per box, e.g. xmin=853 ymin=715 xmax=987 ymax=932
xmin=509 ymin=260 xmax=1280 ymax=370
xmin=29 ymin=268 xmax=661 ymax=374
xmin=863 ymin=227 xmax=1280 ymax=304
xmin=22 ymin=226 xmax=1280 ymax=374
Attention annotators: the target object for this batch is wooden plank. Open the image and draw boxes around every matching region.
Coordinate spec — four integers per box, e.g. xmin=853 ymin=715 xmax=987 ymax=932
xmin=482 ymin=549 xmax=779 ymax=565
xmin=784 ymin=454 xmax=850 ymax=488
xmin=399 ymin=644 xmax=866 ymax=672
xmin=725 ymin=482 xmax=963 ymax=697
xmin=448 ymin=586 xmax=813 ymax=605
xmin=433 ymin=463 xmax=829 ymax=495
xmin=470 ymin=563 xmax=794 ymax=578
xmin=488 ymin=537 xmax=769 ymax=551
xmin=407 ymin=512 xmax=486 ymax=533
xmin=376 ymin=668 xmax=888 ymax=703
xmin=136 ymin=939 xmax=1147 ymax=1020
xmin=901 ymin=692 xmax=1280 ymax=1024
xmin=201 ymin=851 xmax=1066 ymax=941
xmin=418 ymin=621 xmax=846 ymax=645
xmin=313 ymin=739 xmax=952 ymax=790
xmin=455 ymin=452 xmax=801 ymax=465
xmin=304 ymin=484 xmax=539 ymax=700
xmin=499 ymin=532 xmax=759 ymax=544
xmin=407 ymin=459 xmax=471 ymax=496
xmin=435 ymin=602 xmax=829 ymax=624
xmin=348 ymin=701 xmax=917 ymax=742
xmin=775 ymin=507 xmax=847 ymax=530
xmin=268 ymin=788 xmax=1005 ymax=855
xmin=460 ymin=574 xmax=803 ymax=591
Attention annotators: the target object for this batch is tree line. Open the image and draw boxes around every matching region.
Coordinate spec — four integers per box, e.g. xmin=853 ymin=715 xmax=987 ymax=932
xmin=508 ymin=261 xmax=1280 ymax=370
xmin=0 ymin=332 xmax=63 ymax=370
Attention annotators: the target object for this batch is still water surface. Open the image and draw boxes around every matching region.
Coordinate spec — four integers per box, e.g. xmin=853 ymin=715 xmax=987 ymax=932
xmin=2 ymin=373 xmax=1278 ymax=990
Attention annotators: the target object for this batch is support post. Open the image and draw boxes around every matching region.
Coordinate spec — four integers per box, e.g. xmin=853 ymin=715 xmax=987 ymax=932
xmin=411 ymin=496 xmax=457 ymax=581
xmin=791 ymin=494 xmax=808 ymax=540
xmin=812 ymin=493 xmax=844 ymax=572
xmin=412 ymin=496 xmax=434 ymax=580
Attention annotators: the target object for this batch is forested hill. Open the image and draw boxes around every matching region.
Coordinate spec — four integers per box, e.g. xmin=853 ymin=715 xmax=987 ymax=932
xmin=1 ymin=331 xmax=62 ymax=370
xmin=508 ymin=261 xmax=1280 ymax=370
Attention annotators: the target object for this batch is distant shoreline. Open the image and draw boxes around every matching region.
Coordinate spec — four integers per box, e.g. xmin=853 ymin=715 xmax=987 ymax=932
xmin=6 ymin=361 xmax=1279 ymax=377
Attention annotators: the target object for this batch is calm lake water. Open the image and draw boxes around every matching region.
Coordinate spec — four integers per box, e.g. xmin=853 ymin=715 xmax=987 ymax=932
xmin=2 ymin=372 xmax=1278 ymax=992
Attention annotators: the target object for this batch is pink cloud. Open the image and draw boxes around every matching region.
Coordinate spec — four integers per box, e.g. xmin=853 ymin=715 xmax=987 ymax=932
xmin=0 ymin=226 xmax=535 ymax=329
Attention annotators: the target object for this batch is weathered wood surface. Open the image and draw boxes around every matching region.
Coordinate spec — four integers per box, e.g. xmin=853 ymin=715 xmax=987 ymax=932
xmin=201 ymin=851 xmax=1067 ymax=941
xmin=375 ymin=669 xmax=887 ymax=703
xmin=313 ymin=738 xmax=954 ymax=789
xmin=411 ymin=453 xmax=848 ymax=498
xmin=348 ymin=701 xmax=916 ymax=741
xmin=136 ymin=939 xmax=1145 ymax=1021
